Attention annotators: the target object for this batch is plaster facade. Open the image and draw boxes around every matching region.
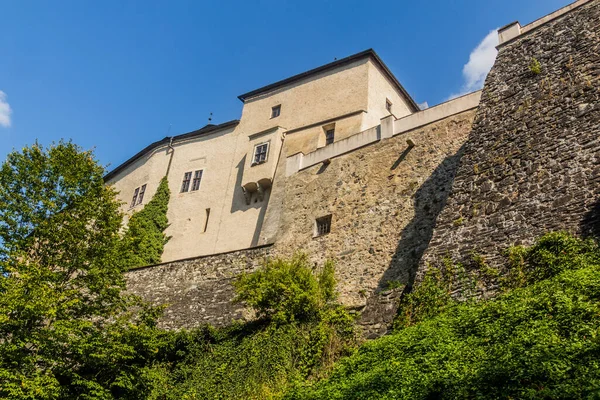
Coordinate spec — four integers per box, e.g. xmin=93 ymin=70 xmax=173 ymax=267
xmin=107 ymin=50 xmax=418 ymax=262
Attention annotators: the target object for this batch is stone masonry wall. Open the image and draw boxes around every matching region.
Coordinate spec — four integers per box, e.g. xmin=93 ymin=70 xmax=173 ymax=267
xmin=420 ymin=1 xmax=600 ymax=283
xmin=272 ymin=109 xmax=476 ymax=336
xmin=125 ymin=245 xmax=272 ymax=329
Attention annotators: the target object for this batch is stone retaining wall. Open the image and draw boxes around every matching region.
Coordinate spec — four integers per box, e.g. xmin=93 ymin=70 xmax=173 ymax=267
xmin=420 ymin=0 xmax=600 ymax=286
xmin=125 ymin=245 xmax=272 ymax=329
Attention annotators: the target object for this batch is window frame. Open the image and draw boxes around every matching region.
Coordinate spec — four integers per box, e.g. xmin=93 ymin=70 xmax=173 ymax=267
xmin=137 ymin=184 xmax=147 ymax=205
xmin=191 ymin=169 xmax=204 ymax=192
xmin=130 ymin=187 xmax=140 ymax=208
xmin=181 ymin=171 xmax=192 ymax=193
xmin=252 ymin=142 xmax=270 ymax=166
xmin=271 ymin=104 xmax=281 ymax=119
xmin=325 ymin=128 xmax=335 ymax=146
xmin=314 ymin=214 xmax=332 ymax=237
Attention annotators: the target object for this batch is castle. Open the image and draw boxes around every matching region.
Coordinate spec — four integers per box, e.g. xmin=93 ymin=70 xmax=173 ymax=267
xmin=117 ymin=0 xmax=599 ymax=336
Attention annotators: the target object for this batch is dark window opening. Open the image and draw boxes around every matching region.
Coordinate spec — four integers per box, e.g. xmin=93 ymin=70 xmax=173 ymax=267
xmin=181 ymin=171 xmax=192 ymax=193
xmin=271 ymin=105 xmax=281 ymax=118
xmin=315 ymin=214 xmax=332 ymax=237
xmin=191 ymin=170 xmax=203 ymax=191
xmin=137 ymin=184 xmax=146 ymax=205
xmin=325 ymin=129 xmax=335 ymax=146
xmin=254 ymin=143 xmax=269 ymax=165
xmin=130 ymin=187 xmax=139 ymax=208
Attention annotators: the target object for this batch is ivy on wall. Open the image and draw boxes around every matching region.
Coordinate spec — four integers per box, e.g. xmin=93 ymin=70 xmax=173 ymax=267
xmin=123 ymin=176 xmax=171 ymax=268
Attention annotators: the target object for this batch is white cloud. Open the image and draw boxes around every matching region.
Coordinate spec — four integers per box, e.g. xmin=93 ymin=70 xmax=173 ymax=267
xmin=418 ymin=101 xmax=429 ymax=110
xmin=447 ymin=29 xmax=498 ymax=100
xmin=0 ymin=91 xmax=12 ymax=128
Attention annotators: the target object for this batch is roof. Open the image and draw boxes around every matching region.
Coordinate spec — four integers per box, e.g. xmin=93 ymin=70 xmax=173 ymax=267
xmin=103 ymin=120 xmax=239 ymax=182
xmin=237 ymin=49 xmax=420 ymax=112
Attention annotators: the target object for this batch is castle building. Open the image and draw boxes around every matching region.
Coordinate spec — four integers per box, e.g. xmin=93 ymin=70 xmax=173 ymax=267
xmin=105 ymin=49 xmax=421 ymax=262
xmin=121 ymin=0 xmax=598 ymax=337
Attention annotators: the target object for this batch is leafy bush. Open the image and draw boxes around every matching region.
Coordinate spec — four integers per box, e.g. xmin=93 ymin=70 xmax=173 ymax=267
xmin=287 ymin=232 xmax=600 ymax=399
xmin=234 ymin=254 xmax=337 ymax=324
xmin=142 ymin=257 xmax=356 ymax=399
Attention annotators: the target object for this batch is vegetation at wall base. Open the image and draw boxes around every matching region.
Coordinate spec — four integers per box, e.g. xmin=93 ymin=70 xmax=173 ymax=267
xmin=122 ymin=176 xmax=171 ymax=268
xmin=286 ymin=232 xmax=600 ymax=399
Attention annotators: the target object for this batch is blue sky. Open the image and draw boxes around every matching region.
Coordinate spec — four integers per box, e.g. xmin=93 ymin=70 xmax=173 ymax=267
xmin=0 ymin=0 xmax=570 ymax=171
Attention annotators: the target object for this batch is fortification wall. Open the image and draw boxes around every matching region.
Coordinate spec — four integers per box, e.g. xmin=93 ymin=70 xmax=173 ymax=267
xmin=271 ymin=109 xmax=476 ymax=336
xmin=125 ymin=108 xmax=476 ymax=333
xmin=125 ymin=245 xmax=272 ymax=329
xmin=420 ymin=0 xmax=600 ymax=283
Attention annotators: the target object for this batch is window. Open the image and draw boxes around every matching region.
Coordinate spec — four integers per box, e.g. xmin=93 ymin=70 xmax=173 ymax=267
xmin=325 ymin=128 xmax=335 ymax=146
xmin=253 ymin=142 xmax=269 ymax=165
xmin=130 ymin=187 xmax=140 ymax=208
xmin=181 ymin=172 xmax=192 ymax=193
xmin=315 ymin=215 xmax=332 ymax=237
xmin=386 ymin=99 xmax=393 ymax=113
xmin=191 ymin=170 xmax=203 ymax=191
xmin=271 ymin=105 xmax=281 ymax=118
xmin=137 ymin=184 xmax=147 ymax=205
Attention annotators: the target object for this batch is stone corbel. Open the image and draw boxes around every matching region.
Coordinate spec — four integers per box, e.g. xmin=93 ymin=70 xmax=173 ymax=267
xmin=242 ymin=186 xmax=252 ymax=205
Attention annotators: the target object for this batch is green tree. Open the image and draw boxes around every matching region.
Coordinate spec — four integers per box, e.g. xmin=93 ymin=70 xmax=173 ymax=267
xmin=233 ymin=254 xmax=338 ymax=324
xmin=0 ymin=141 xmax=160 ymax=399
xmin=122 ymin=176 xmax=171 ymax=268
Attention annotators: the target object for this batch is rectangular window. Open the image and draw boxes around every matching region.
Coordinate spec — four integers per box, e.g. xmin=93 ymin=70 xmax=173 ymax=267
xmin=137 ymin=184 xmax=147 ymax=205
xmin=386 ymin=99 xmax=393 ymax=113
xmin=253 ymin=143 xmax=269 ymax=165
xmin=181 ymin=172 xmax=192 ymax=193
xmin=203 ymin=208 xmax=211 ymax=233
xmin=130 ymin=187 xmax=140 ymax=208
xmin=271 ymin=105 xmax=281 ymax=118
xmin=325 ymin=129 xmax=335 ymax=146
xmin=191 ymin=170 xmax=203 ymax=191
xmin=315 ymin=215 xmax=332 ymax=237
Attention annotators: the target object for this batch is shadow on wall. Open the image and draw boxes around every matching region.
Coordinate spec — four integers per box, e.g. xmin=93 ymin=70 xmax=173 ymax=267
xmin=580 ymin=197 xmax=600 ymax=240
xmin=378 ymin=143 xmax=467 ymax=292
xmin=229 ymin=154 xmax=271 ymax=247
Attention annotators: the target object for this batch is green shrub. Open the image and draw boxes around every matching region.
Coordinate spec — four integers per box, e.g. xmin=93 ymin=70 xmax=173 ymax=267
xmin=234 ymin=254 xmax=337 ymax=324
xmin=287 ymin=232 xmax=600 ymax=399
xmin=143 ymin=257 xmax=356 ymax=399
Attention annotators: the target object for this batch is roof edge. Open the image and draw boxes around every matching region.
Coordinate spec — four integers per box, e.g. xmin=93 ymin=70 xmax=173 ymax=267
xmin=103 ymin=119 xmax=239 ymax=182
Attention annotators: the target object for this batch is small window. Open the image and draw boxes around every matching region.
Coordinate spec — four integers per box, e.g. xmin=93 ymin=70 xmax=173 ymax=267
xmin=191 ymin=170 xmax=203 ymax=191
xmin=130 ymin=187 xmax=140 ymax=208
xmin=315 ymin=215 xmax=332 ymax=237
xmin=253 ymin=142 xmax=269 ymax=165
xmin=137 ymin=184 xmax=147 ymax=205
xmin=203 ymin=208 xmax=211 ymax=233
xmin=271 ymin=105 xmax=281 ymax=118
xmin=181 ymin=172 xmax=192 ymax=193
xmin=386 ymin=99 xmax=393 ymax=113
xmin=325 ymin=129 xmax=335 ymax=146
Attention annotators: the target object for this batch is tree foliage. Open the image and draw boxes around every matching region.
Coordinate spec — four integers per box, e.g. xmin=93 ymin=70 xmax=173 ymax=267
xmin=122 ymin=176 xmax=171 ymax=268
xmin=234 ymin=254 xmax=338 ymax=324
xmin=287 ymin=232 xmax=600 ymax=399
xmin=0 ymin=141 xmax=161 ymax=399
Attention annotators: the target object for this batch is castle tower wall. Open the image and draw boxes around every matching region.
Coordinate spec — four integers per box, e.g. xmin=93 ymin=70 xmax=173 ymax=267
xmin=419 ymin=0 xmax=600 ymax=285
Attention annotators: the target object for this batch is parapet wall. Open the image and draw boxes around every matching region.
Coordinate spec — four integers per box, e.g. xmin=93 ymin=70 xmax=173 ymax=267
xmin=420 ymin=0 xmax=600 ymax=281
xmin=125 ymin=245 xmax=272 ymax=329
